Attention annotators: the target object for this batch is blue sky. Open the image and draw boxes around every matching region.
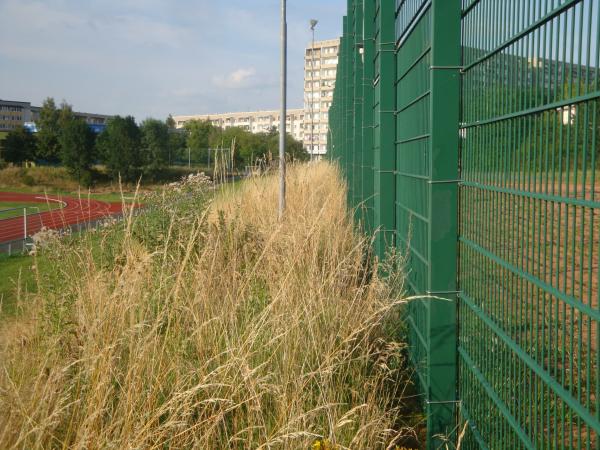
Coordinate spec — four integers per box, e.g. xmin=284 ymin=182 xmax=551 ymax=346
xmin=0 ymin=0 xmax=345 ymax=121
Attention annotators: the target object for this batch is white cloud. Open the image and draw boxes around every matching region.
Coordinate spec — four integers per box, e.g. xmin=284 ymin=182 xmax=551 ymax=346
xmin=212 ymin=68 xmax=257 ymax=89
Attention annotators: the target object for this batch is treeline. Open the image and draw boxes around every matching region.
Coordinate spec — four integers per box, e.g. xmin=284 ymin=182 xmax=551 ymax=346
xmin=182 ymin=120 xmax=309 ymax=167
xmin=0 ymin=97 xmax=309 ymax=186
xmin=463 ymin=80 xmax=600 ymax=172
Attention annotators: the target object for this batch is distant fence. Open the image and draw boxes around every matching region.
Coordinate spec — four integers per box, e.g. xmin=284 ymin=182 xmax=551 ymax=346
xmin=328 ymin=0 xmax=599 ymax=448
xmin=0 ymin=213 xmax=125 ymax=256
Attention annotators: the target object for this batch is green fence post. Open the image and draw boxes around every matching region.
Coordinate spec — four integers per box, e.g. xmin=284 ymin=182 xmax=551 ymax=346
xmin=352 ymin=0 xmax=364 ymax=220
xmin=344 ymin=7 xmax=355 ymax=209
xmin=427 ymin=0 xmax=460 ymax=446
xmin=361 ymin=0 xmax=375 ymax=234
xmin=341 ymin=15 xmax=350 ymax=185
xmin=373 ymin=0 xmax=396 ymax=262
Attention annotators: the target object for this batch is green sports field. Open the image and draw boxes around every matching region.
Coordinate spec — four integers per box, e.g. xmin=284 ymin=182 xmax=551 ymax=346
xmin=0 ymin=201 xmax=62 ymax=220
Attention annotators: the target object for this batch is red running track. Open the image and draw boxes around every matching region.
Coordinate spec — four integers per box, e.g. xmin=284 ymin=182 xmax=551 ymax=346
xmin=0 ymin=192 xmax=125 ymax=243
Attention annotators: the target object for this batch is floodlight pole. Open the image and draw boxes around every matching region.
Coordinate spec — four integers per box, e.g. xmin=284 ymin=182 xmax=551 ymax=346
xmin=278 ymin=0 xmax=287 ymax=220
xmin=310 ymin=19 xmax=318 ymax=162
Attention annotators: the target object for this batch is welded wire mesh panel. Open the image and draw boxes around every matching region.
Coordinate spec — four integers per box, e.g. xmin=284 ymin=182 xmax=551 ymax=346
xmin=395 ymin=0 xmax=430 ymax=41
xmin=459 ymin=0 xmax=600 ymax=447
xmin=395 ymin=0 xmax=432 ymax=391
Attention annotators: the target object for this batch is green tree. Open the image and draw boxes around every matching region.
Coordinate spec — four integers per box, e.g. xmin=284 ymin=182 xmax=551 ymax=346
xmin=560 ymin=79 xmax=600 ymax=169
xmin=284 ymin=134 xmax=309 ymax=162
xmin=166 ymin=114 xmax=176 ymax=130
xmin=260 ymin=128 xmax=309 ymax=163
xmin=59 ymin=118 xmax=95 ymax=186
xmin=140 ymin=118 xmax=169 ymax=180
xmin=36 ymin=97 xmax=61 ymax=162
xmin=97 ymin=116 xmax=142 ymax=182
xmin=217 ymin=127 xmax=269 ymax=165
xmin=197 ymin=125 xmax=310 ymax=168
xmin=168 ymin=130 xmax=187 ymax=165
xmin=0 ymin=127 xmax=37 ymax=164
xmin=184 ymin=119 xmax=214 ymax=164
xmin=164 ymin=116 xmax=186 ymax=165
xmin=58 ymin=101 xmax=75 ymax=129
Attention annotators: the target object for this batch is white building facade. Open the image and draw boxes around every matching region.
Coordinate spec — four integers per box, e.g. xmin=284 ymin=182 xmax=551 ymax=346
xmin=173 ymin=109 xmax=305 ymax=143
xmin=304 ymin=38 xmax=340 ymax=157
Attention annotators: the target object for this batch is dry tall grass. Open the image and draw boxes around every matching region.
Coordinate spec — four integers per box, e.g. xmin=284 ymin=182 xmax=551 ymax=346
xmin=0 ymin=162 xmax=418 ymax=449
xmin=0 ymin=166 xmax=81 ymax=191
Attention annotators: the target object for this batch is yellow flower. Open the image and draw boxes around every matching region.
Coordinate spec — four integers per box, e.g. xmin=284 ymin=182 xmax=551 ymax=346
xmin=311 ymin=438 xmax=339 ymax=450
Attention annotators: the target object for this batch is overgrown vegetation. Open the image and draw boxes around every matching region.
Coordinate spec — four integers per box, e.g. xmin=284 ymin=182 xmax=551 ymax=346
xmin=0 ymin=162 xmax=421 ymax=449
xmin=0 ymin=166 xmax=81 ymax=191
xmin=0 ymin=165 xmax=214 ymax=194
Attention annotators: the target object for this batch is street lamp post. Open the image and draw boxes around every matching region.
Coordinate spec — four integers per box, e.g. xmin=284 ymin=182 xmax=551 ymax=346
xmin=310 ymin=19 xmax=318 ymax=162
xmin=279 ymin=0 xmax=287 ymax=220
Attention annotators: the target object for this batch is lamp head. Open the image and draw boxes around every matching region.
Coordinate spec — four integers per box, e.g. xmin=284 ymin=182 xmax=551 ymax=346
xmin=310 ymin=19 xmax=318 ymax=30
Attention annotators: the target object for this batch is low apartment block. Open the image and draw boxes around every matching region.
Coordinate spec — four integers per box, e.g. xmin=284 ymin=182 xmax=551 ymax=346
xmin=0 ymin=99 xmax=112 ymax=133
xmin=173 ymin=109 xmax=305 ymax=143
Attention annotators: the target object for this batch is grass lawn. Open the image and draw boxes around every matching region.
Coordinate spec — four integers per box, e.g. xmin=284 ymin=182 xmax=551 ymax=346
xmin=0 ymin=187 xmax=139 ymax=203
xmin=0 ymin=253 xmax=39 ymax=317
xmin=0 ymin=229 xmax=106 ymax=319
xmin=0 ymin=201 xmax=63 ymax=220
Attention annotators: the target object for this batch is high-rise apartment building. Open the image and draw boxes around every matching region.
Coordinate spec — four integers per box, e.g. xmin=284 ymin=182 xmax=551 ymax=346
xmin=304 ymin=38 xmax=340 ymax=157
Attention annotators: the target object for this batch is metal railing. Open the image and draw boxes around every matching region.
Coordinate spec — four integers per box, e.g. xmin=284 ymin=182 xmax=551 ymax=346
xmin=0 ymin=206 xmax=42 ymax=241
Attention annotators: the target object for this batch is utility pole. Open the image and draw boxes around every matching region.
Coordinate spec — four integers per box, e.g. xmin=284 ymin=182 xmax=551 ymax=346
xmin=278 ymin=0 xmax=287 ymax=220
xmin=310 ymin=19 xmax=318 ymax=162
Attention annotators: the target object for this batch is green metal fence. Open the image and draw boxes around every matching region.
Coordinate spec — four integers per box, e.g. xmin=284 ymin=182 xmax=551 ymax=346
xmin=328 ymin=0 xmax=600 ymax=447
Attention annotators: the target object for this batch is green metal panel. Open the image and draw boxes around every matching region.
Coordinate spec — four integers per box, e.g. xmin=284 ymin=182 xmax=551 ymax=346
xmin=373 ymin=0 xmax=397 ymax=261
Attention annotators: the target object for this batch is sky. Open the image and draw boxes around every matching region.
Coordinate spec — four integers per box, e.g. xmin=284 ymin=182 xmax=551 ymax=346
xmin=0 ymin=0 xmax=345 ymax=121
